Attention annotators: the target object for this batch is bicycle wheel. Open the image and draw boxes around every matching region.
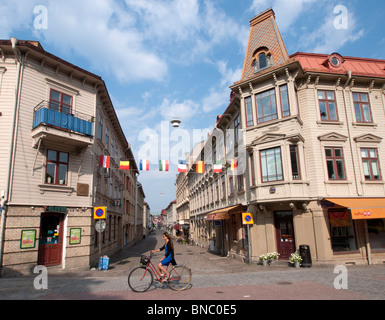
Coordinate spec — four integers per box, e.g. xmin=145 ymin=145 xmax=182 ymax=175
xmin=168 ymin=266 xmax=191 ymax=291
xmin=128 ymin=266 xmax=153 ymax=292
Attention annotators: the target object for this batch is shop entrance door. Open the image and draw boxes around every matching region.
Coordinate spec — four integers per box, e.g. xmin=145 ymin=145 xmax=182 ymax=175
xmin=274 ymin=211 xmax=295 ymax=259
xmin=38 ymin=212 xmax=64 ymax=266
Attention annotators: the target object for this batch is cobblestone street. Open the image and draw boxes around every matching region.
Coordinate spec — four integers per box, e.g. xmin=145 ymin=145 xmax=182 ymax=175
xmin=0 ymin=231 xmax=384 ymax=301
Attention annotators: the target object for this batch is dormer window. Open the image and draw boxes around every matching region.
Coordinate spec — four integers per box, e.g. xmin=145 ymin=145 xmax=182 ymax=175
xmin=252 ymin=47 xmax=273 ymax=72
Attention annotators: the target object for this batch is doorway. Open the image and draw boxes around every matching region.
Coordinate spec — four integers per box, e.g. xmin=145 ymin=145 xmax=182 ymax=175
xmin=38 ymin=212 xmax=64 ymax=266
xmin=274 ymin=211 xmax=295 ymax=259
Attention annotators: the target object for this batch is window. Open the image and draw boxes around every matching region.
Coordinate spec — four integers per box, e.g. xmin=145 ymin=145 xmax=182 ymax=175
xmin=361 ymin=148 xmax=381 ymax=180
xmin=221 ymin=175 xmax=226 ymax=199
xmin=259 ymin=52 xmax=268 ymax=69
xmin=98 ymin=114 xmax=103 ymax=140
xmin=245 ymin=96 xmax=254 ymax=126
xmin=234 ymin=115 xmax=240 ymax=144
xmin=367 ymin=219 xmax=385 ymax=251
xmin=256 ymin=88 xmax=278 ymax=124
xmin=279 ymin=84 xmax=290 ymax=117
xmin=105 ymin=127 xmax=109 ymax=146
xmin=290 ymin=145 xmax=301 ymax=180
xmin=329 ymin=210 xmax=357 ymax=252
xmin=318 ymin=90 xmax=338 ymax=121
xmin=260 ymin=147 xmax=283 ymax=182
xmin=325 ymin=147 xmax=346 ymax=180
xmin=46 ymin=150 xmax=69 ymax=185
xmin=249 ymin=152 xmax=255 ymax=186
xmin=237 ymin=174 xmax=244 ymax=192
xmin=49 ymin=89 xmax=72 ymax=114
xmin=229 ymin=176 xmax=234 ymax=195
xmin=353 ymin=92 xmax=372 ymax=123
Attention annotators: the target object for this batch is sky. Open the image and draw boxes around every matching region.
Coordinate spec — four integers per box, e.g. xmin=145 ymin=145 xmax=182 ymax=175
xmin=1 ymin=0 xmax=384 ymax=214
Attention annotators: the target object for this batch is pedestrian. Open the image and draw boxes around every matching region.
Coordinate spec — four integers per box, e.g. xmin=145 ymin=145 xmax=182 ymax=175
xmin=151 ymin=232 xmax=177 ymax=282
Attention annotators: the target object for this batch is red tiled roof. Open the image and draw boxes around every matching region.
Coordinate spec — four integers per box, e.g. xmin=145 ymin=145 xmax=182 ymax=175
xmin=291 ymin=52 xmax=385 ymax=79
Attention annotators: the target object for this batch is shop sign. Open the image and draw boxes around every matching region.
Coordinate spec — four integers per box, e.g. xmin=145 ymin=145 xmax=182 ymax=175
xmin=69 ymin=228 xmax=81 ymax=245
xmin=44 ymin=206 xmax=67 ymax=213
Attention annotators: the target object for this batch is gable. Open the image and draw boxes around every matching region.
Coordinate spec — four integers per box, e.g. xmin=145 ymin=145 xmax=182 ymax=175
xmin=318 ymin=132 xmax=348 ymax=142
xmin=354 ymin=134 xmax=382 ymax=143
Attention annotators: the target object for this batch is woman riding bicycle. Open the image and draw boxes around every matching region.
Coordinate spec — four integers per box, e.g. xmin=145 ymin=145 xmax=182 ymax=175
xmin=151 ymin=232 xmax=176 ymax=282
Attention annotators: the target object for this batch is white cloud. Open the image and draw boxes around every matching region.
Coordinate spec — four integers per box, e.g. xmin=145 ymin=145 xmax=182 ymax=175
xmin=301 ymin=10 xmax=365 ymax=54
xmin=249 ymin=0 xmax=317 ymax=33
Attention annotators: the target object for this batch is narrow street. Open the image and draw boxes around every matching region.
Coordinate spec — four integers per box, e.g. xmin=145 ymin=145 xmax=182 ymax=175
xmin=0 ymin=230 xmax=384 ymax=303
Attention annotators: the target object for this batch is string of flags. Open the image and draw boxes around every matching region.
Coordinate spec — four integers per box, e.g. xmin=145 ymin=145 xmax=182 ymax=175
xmin=99 ymin=155 xmax=237 ymax=173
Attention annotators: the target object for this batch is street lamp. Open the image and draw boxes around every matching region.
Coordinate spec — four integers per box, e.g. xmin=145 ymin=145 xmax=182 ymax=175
xmin=170 ymin=119 xmax=181 ymax=128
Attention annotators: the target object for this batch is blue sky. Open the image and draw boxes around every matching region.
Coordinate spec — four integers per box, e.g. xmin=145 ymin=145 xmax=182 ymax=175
xmin=1 ymin=0 xmax=384 ymax=213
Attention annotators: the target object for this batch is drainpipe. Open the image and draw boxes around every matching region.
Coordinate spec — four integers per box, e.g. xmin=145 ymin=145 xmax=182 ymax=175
xmin=0 ymin=38 xmax=25 ymax=273
xmin=342 ymin=71 xmax=371 ymax=265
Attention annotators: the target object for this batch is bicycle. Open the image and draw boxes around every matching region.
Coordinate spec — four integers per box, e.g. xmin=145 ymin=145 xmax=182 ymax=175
xmin=128 ymin=252 xmax=192 ymax=292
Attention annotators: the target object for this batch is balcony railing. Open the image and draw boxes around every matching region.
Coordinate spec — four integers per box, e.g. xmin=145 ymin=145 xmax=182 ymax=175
xmin=33 ymin=101 xmax=94 ymax=137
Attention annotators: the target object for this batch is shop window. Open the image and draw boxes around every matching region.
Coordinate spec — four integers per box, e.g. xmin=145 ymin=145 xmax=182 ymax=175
xmin=367 ymin=219 xmax=385 ymax=251
xmin=329 ymin=210 xmax=358 ymax=252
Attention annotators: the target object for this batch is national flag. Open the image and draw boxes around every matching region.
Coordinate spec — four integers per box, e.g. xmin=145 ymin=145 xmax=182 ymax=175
xmin=140 ymin=159 xmax=150 ymax=171
xmin=99 ymin=155 xmax=110 ymax=168
xmin=213 ymin=161 xmax=222 ymax=173
xmin=119 ymin=160 xmax=130 ymax=170
xmin=231 ymin=159 xmax=237 ymax=171
xmin=159 ymin=160 xmax=169 ymax=172
xmin=178 ymin=160 xmax=187 ymax=172
xmin=196 ymin=161 xmax=205 ymax=173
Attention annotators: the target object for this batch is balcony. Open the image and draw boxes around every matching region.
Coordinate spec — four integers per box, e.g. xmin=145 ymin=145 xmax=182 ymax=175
xmin=32 ymin=101 xmax=94 ymax=149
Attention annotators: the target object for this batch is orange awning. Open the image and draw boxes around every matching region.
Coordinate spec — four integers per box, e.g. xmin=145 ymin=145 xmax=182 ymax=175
xmin=325 ymin=198 xmax=385 ymax=220
xmin=206 ymin=205 xmax=243 ymax=221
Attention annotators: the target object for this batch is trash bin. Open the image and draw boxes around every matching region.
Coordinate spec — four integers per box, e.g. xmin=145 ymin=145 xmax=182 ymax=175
xmin=299 ymin=245 xmax=312 ymax=267
xmin=98 ymin=255 xmax=109 ymax=270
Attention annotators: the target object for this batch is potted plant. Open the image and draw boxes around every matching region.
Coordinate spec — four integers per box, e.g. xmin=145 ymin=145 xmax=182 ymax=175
xmin=259 ymin=254 xmax=269 ymax=266
xmin=289 ymin=251 xmax=302 ymax=268
xmin=267 ymin=252 xmax=280 ymax=264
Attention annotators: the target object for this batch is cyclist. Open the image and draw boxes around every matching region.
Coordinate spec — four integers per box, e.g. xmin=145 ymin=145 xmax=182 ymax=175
xmin=151 ymin=232 xmax=176 ymax=282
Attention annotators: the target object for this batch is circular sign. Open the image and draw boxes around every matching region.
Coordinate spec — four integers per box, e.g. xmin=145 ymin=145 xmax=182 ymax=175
xmin=95 ymin=220 xmax=106 ymax=233
xmin=245 ymin=215 xmax=252 ymax=222
xmin=95 ymin=208 xmax=104 ymax=218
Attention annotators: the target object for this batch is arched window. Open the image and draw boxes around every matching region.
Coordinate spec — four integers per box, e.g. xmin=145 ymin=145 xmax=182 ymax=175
xmin=259 ymin=52 xmax=268 ymax=69
xmin=253 ymin=47 xmax=272 ymax=72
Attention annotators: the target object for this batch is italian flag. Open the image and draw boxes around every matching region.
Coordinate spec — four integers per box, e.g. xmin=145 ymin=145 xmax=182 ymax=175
xmin=159 ymin=160 xmax=169 ymax=172
xmin=213 ymin=161 xmax=222 ymax=173
xmin=119 ymin=160 xmax=130 ymax=170
xmin=140 ymin=159 xmax=150 ymax=171
xmin=196 ymin=161 xmax=205 ymax=173
xmin=99 ymin=155 xmax=110 ymax=168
